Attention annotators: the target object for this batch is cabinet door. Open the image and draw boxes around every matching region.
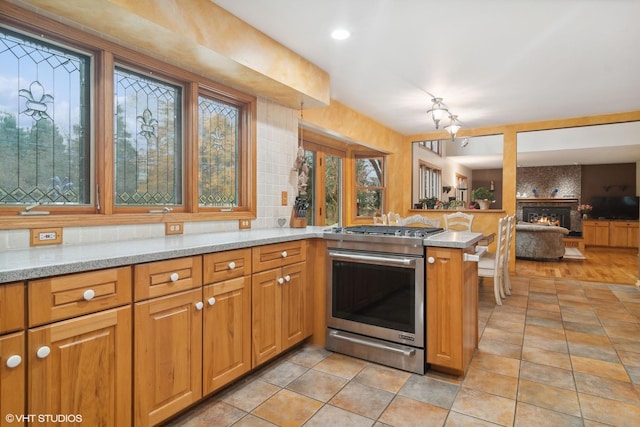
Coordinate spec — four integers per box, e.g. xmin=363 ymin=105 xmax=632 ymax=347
xmin=629 ymin=223 xmax=639 ymax=248
xmin=609 ymin=222 xmax=629 ymax=247
xmin=203 ymin=276 xmax=251 ymax=394
xmin=426 ymin=247 xmax=463 ymax=371
xmin=0 ymin=283 xmax=24 ymax=335
xmin=134 ymin=289 xmax=202 ymax=427
xmin=28 ymin=306 xmax=131 ymax=427
xmin=595 ymin=223 xmax=610 ymax=246
xmin=251 ymin=269 xmax=281 ymax=367
xmin=281 ymin=262 xmax=306 ymax=350
xmin=1 ymin=332 xmax=25 ymax=426
xmin=582 ymin=222 xmax=596 ymax=246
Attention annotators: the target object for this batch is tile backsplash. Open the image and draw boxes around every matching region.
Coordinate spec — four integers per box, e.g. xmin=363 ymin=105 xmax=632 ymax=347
xmin=1 ymin=97 xmax=300 ymax=250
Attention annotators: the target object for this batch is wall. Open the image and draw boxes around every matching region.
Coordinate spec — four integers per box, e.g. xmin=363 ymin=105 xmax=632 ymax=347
xmin=471 ymin=169 xmax=503 ymax=209
xmin=581 ymin=163 xmax=637 ymax=204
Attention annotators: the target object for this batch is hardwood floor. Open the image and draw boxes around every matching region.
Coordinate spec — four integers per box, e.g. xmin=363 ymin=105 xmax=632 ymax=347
xmin=515 ymin=246 xmax=639 ymax=285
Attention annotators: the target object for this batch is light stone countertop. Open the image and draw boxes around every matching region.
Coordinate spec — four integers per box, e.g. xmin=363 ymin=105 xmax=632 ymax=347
xmin=0 ymin=227 xmax=482 ymax=283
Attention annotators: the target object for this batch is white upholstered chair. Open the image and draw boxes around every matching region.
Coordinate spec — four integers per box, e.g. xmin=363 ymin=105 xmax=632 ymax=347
xmin=444 ymin=212 xmax=474 ymax=231
xmin=478 ymin=215 xmax=509 ymax=305
xmin=398 ymin=214 xmax=441 ymax=227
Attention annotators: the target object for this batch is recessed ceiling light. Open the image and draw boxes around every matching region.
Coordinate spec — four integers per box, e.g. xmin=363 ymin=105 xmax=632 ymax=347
xmin=331 ymin=29 xmax=350 ymax=40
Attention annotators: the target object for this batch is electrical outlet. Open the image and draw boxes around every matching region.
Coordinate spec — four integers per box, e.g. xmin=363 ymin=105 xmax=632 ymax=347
xmin=165 ymin=222 xmax=184 ymax=235
xmin=281 ymin=191 xmax=288 ymax=206
xmin=239 ymin=219 xmax=251 ymax=229
xmin=30 ymin=227 xmax=63 ymax=246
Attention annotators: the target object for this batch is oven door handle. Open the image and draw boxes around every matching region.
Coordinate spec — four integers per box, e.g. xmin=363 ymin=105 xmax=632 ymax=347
xmin=329 ymin=330 xmax=416 ymax=357
xmin=328 ymin=250 xmax=418 ymax=267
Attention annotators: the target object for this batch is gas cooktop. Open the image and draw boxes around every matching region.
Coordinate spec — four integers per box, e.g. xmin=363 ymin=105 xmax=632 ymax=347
xmin=329 ymin=225 xmax=444 ymax=238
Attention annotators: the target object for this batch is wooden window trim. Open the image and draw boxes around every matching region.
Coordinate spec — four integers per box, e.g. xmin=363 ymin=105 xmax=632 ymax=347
xmin=0 ymin=6 xmax=256 ymax=229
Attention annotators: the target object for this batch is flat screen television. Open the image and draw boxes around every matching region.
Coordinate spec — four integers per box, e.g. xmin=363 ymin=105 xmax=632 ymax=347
xmin=590 ymin=196 xmax=640 ymax=220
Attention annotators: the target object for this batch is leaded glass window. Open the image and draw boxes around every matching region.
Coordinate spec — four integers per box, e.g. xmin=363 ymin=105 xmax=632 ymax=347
xmin=114 ymin=67 xmax=182 ymax=206
xmin=356 ymin=156 xmax=384 ymax=217
xmin=0 ymin=28 xmax=91 ymax=206
xmin=198 ymin=95 xmax=239 ymax=207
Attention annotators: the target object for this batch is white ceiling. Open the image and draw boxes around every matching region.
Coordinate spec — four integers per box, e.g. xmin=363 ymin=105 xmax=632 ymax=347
xmin=212 ymin=0 xmax=640 ymax=167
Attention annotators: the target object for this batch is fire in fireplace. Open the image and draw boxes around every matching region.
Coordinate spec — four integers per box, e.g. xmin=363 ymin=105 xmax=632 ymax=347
xmin=523 ymin=206 xmax=571 ymax=229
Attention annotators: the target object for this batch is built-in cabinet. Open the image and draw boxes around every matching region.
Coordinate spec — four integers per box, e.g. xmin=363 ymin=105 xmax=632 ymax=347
xmin=28 ymin=268 xmax=132 ymax=427
xmin=609 ymin=221 xmax=639 ymax=248
xmin=251 ymin=241 xmax=308 ymax=367
xmin=0 ymin=283 xmax=25 ymax=426
xmin=583 ymin=220 xmax=638 ymax=248
xmin=426 ymin=246 xmax=478 ymax=376
xmin=3 ymin=239 xmax=313 ymax=426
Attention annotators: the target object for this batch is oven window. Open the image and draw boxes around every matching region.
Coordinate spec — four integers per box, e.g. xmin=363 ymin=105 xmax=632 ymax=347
xmin=332 ymin=261 xmax=415 ymax=333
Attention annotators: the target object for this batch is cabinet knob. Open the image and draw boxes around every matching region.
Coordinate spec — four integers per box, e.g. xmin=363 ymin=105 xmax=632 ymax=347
xmin=195 ymin=301 xmax=204 ymax=310
xmin=83 ymin=289 xmax=95 ymax=301
xmin=6 ymin=355 xmax=22 ymax=368
xmin=170 ymin=272 xmax=179 ymax=282
xmin=228 ymin=261 xmax=236 ymax=270
xmin=208 ymin=297 xmax=216 ymax=306
xmin=284 ymin=274 xmax=291 ymax=282
xmin=428 ymin=256 xmax=435 ymax=264
xmin=277 ymin=277 xmax=285 ymax=285
xmin=36 ymin=346 xmax=51 ymax=359
xmin=281 ymin=251 xmax=288 ymax=258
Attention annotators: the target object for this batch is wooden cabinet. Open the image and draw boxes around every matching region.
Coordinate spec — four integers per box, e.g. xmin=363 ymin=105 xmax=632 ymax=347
xmin=426 ymin=246 xmax=478 ymax=375
xmin=134 ymin=255 xmax=202 ymax=301
xmin=252 ymin=241 xmax=309 ymax=367
xmin=134 ymin=288 xmax=202 ymax=426
xmin=202 ymin=249 xmax=252 ymax=394
xmin=609 ymin=221 xmax=639 ymax=248
xmin=28 ymin=306 xmax=131 ymax=427
xmin=583 ymin=220 xmax=639 ymax=247
xmin=583 ymin=220 xmax=610 ymax=246
xmin=1 ymin=283 xmax=25 ymax=426
xmin=28 ymin=266 xmax=131 ymax=326
xmin=1 ymin=332 xmax=25 ymax=426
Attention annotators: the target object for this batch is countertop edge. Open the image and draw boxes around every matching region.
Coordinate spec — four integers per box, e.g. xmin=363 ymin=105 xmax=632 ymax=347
xmin=1 ymin=227 xmax=482 ymax=283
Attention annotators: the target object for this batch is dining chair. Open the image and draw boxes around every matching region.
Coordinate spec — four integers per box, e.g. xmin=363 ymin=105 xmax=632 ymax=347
xmin=444 ymin=211 xmax=474 ymax=231
xmin=502 ymin=214 xmax=516 ymax=296
xmin=398 ymin=214 xmax=441 ymax=227
xmin=478 ymin=215 xmax=509 ymax=305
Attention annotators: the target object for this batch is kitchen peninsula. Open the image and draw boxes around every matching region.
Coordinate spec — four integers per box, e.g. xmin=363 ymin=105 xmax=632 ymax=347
xmin=0 ymin=226 xmax=482 ymax=426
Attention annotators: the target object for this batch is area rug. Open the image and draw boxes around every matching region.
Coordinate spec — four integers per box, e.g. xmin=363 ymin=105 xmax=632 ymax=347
xmin=564 ymin=247 xmax=586 ymax=260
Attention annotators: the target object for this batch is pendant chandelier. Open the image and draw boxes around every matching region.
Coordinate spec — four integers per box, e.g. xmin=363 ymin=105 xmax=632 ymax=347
xmin=427 ymin=97 xmax=463 ymax=140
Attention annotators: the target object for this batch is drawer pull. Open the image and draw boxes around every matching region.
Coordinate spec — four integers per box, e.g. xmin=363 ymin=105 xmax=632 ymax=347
xmin=195 ymin=301 xmax=204 ymax=310
xmin=427 ymin=256 xmax=435 ymax=264
xmin=284 ymin=274 xmax=291 ymax=282
xmin=228 ymin=261 xmax=236 ymax=270
xmin=6 ymin=355 xmax=22 ymax=368
xmin=281 ymin=251 xmax=287 ymax=258
xmin=83 ymin=289 xmax=96 ymax=301
xmin=36 ymin=346 xmax=51 ymax=359
xmin=170 ymin=272 xmax=179 ymax=282
xmin=277 ymin=277 xmax=285 ymax=285
xmin=208 ymin=297 xmax=216 ymax=306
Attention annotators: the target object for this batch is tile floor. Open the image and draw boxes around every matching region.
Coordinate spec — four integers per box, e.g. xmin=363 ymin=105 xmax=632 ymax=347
xmin=166 ymin=276 xmax=640 ymax=426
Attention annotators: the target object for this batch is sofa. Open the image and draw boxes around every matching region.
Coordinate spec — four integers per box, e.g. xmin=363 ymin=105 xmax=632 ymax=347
xmin=515 ymin=223 xmax=569 ymax=260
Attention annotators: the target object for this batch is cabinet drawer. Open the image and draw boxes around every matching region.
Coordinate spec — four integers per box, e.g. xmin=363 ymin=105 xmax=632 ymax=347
xmin=0 ymin=282 xmax=25 ymax=334
xmin=134 ymin=256 xmax=202 ymax=301
xmin=252 ymin=241 xmax=306 ymax=273
xmin=203 ymin=249 xmax=251 ymax=284
xmin=28 ymin=267 xmax=132 ymax=327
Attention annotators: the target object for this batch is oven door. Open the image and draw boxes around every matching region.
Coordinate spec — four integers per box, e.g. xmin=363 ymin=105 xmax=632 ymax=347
xmin=326 ymin=249 xmax=425 ymax=348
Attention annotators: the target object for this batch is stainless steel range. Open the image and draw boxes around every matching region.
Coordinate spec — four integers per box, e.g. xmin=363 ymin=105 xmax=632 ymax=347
xmin=324 ymin=225 xmax=444 ymax=374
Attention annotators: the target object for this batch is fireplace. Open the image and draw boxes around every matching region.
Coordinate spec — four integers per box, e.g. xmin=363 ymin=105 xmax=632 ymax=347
xmin=523 ymin=206 xmax=571 ymax=229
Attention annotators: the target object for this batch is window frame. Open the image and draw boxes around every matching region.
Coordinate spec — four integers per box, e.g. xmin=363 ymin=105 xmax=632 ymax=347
xmin=0 ymin=10 xmax=256 ymax=226
xmin=354 ymin=154 xmax=386 ymax=218
xmin=418 ymin=161 xmax=442 ymax=200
